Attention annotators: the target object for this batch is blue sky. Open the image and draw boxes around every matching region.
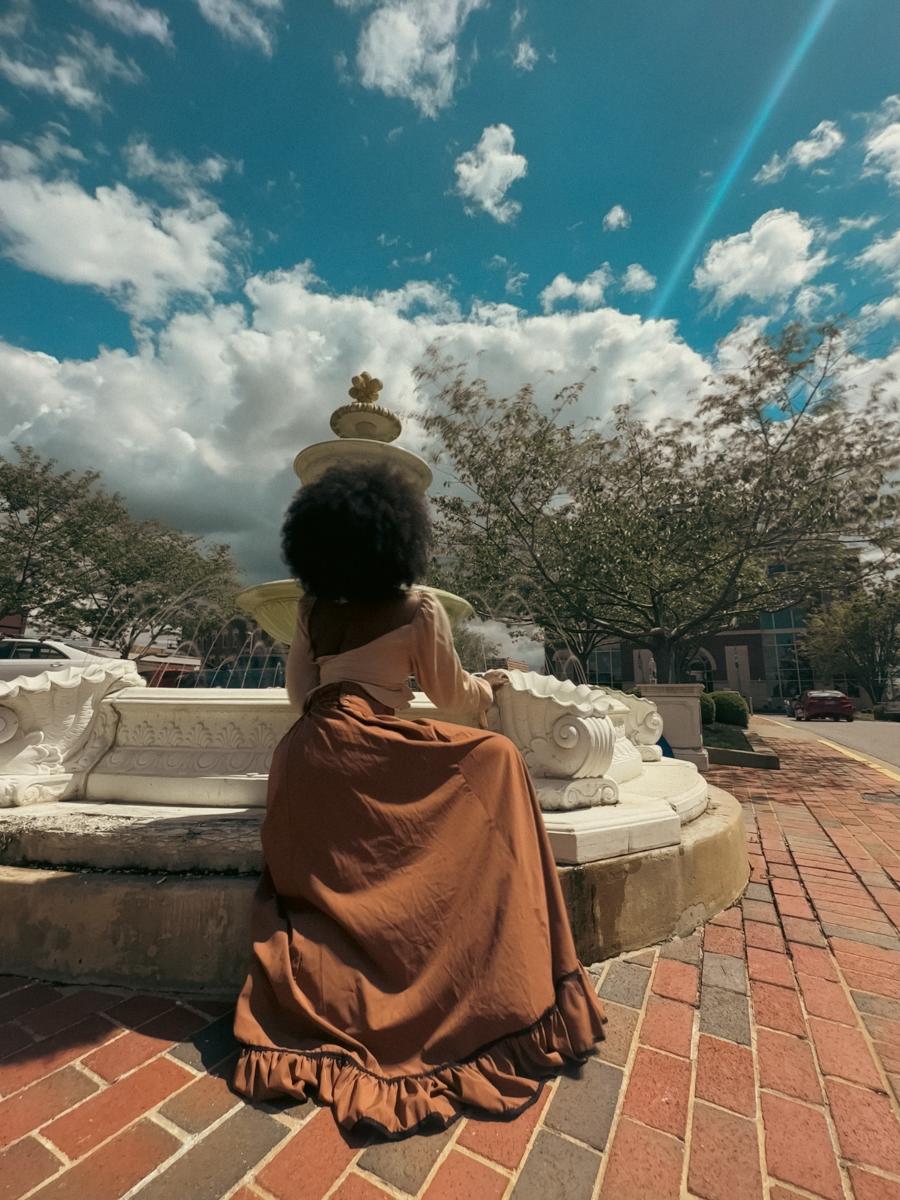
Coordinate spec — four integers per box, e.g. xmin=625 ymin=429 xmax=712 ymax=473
xmin=1 ymin=0 xmax=899 ymax=577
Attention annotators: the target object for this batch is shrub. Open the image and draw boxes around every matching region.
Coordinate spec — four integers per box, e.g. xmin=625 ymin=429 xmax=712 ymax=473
xmin=699 ymin=691 xmax=715 ymax=725
xmin=711 ymin=690 xmax=749 ymax=728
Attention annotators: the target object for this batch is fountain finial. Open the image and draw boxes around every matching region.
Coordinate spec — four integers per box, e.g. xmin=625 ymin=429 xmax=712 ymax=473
xmin=348 ymin=372 xmax=383 ymax=404
xmin=330 ymin=371 xmax=402 ymax=443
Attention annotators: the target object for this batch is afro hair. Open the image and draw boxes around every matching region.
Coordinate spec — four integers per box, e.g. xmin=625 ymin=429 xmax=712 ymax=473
xmin=281 ymin=461 xmax=432 ymax=602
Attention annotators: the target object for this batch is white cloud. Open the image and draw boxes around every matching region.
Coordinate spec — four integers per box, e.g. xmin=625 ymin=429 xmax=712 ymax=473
xmin=79 ymin=0 xmax=172 ymax=44
xmin=0 ymin=148 xmax=234 ymax=318
xmin=30 ymin=123 xmax=86 ymax=164
xmin=344 ymin=0 xmax=486 ymax=117
xmin=124 ymin=137 xmax=236 ymax=196
xmin=754 ymin=120 xmax=845 ymax=185
xmin=0 ymin=31 xmax=141 ymax=109
xmin=454 ymin=123 xmax=527 ymax=223
xmin=832 ymin=214 xmax=880 ymax=239
xmin=512 ymin=38 xmax=537 ymax=70
xmin=621 ymin=263 xmax=656 ymax=294
xmin=602 ymin=204 xmax=630 ymax=232
xmin=864 ymin=95 xmax=900 ymax=190
xmin=539 ymin=265 xmax=612 ymax=313
xmin=793 ymin=283 xmax=837 ymax=319
xmin=855 ymin=228 xmax=900 ymax=281
xmin=487 ymin=254 xmax=527 ymax=295
xmin=0 ymin=265 xmax=710 ymax=580
xmin=194 ymin=0 xmax=282 ymax=55
xmin=855 ymin=229 xmax=900 ymax=322
xmin=692 ymin=209 xmax=828 ymax=311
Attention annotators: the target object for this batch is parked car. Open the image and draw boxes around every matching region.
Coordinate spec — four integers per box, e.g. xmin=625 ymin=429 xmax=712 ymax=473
xmin=793 ymin=690 xmax=854 ymax=722
xmin=0 ymin=638 xmax=119 ymax=681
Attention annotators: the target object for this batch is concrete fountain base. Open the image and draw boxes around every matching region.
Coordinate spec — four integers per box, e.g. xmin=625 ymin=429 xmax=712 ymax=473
xmin=0 ymin=786 xmax=746 ymax=993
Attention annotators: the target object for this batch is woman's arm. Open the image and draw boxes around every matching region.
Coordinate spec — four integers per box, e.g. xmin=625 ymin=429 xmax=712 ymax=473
xmin=285 ymin=598 xmax=319 ymax=711
xmin=411 ymin=592 xmax=494 ymax=713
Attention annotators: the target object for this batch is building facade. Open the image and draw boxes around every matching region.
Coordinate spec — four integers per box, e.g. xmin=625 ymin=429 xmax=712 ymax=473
xmin=551 ymin=605 xmax=868 ymax=711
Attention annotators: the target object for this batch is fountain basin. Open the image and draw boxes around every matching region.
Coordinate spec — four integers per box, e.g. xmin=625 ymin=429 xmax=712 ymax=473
xmin=0 ymin=787 xmax=746 ymax=992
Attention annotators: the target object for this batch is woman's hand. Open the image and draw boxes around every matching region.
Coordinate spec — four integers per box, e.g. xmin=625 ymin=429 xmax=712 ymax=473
xmin=481 ymin=669 xmax=509 ymax=693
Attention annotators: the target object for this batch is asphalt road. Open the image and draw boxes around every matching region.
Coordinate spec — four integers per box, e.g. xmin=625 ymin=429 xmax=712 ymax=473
xmin=757 ymin=714 xmax=900 ymax=772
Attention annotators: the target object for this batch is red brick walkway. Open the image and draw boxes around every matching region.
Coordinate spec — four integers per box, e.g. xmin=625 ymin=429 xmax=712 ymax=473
xmin=2 ymin=740 xmax=900 ymax=1200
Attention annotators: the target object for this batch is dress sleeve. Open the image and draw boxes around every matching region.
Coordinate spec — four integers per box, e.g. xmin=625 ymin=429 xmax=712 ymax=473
xmin=411 ymin=591 xmax=493 ymax=713
xmin=285 ymin=597 xmax=319 ymax=711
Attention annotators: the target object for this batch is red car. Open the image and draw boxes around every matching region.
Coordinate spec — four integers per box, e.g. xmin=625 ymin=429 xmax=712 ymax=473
xmin=793 ymin=690 xmax=854 ymax=722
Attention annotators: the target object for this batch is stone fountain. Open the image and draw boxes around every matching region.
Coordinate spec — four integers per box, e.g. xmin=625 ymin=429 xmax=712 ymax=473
xmin=0 ymin=373 xmax=747 ymax=993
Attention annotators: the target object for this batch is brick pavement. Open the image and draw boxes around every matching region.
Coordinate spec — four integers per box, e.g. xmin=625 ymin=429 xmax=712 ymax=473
xmin=1 ymin=740 xmax=900 ymax=1199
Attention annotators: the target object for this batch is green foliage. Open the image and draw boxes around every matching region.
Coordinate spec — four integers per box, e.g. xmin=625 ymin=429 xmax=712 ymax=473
xmin=0 ymin=446 xmax=242 ymax=654
xmin=802 ymin=578 xmax=900 ymax=704
xmin=417 ymin=324 xmax=900 ymax=682
xmin=710 ymin=691 xmax=750 ymax=728
xmin=699 ymin=691 xmax=716 ymax=725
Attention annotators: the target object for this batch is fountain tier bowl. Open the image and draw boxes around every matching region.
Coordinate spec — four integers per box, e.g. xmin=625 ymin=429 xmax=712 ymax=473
xmin=236 ymin=580 xmax=474 ymax=646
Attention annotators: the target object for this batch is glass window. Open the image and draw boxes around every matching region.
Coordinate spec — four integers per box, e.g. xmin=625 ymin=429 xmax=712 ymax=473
xmin=586 ymin=644 xmax=622 ymax=688
xmin=763 ymin=631 xmax=813 ymax=698
xmin=36 ymin=645 xmax=65 ymax=659
xmin=11 ymin=644 xmax=38 ymax=659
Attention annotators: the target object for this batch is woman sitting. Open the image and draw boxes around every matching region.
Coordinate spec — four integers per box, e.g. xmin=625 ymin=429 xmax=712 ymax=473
xmin=232 ymin=461 xmax=606 ymax=1138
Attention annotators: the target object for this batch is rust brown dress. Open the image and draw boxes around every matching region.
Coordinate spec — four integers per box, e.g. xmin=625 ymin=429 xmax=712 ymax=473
xmin=232 ymin=589 xmax=606 ymax=1137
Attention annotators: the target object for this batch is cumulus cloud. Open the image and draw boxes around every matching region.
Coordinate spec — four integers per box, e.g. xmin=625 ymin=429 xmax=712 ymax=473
xmin=539 ymin=265 xmax=612 ymax=313
xmin=512 ymin=38 xmax=537 ymax=70
xmin=754 ymin=120 xmax=845 ymax=185
xmin=0 ymin=145 xmax=234 ymax=318
xmin=864 ymin=95 xmax=900 ymax=190
xmin=124 ymin=137 xmax=236 ymax=197
xmin=0 ymin=265 xmax=710 ymax=580
xmin=602 ymin=204 xmax=630 ymax=232
xmin=455 ymin=123 xmax=527 ymax=223
xmin=692 ymin=209 xmax=828 ymax=311
xmin=0 ymin=30 xmax=141 ymax=109
xmin=341 ymin=0 xmax=486 ymax=117
xmin=194 ymin=0 xmax=282 ymax=55
xmin=79 ymin=0 xmax=172 ymax=45
xmin=621 ymin=263 xmax=656 ymax=294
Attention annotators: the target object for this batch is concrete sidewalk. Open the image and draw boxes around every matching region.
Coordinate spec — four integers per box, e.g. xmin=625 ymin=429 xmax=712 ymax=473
xmin=1 ymin=740 xmax=899 ymax=1200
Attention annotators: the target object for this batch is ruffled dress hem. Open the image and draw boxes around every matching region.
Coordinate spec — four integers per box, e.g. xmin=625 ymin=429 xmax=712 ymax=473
xmin=233 ymin=967 xmax=606 ymax=1139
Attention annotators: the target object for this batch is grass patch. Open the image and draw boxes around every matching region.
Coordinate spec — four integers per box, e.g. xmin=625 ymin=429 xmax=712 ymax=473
xmin=702 ymin=723 xmax=754 ymax=752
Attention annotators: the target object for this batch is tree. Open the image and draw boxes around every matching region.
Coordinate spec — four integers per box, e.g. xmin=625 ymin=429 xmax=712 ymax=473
xmin=453 ymin=621 xmax=501 ymax=672
xmin=54 ymin=518 xmax=242 ymax=657
xmin=417 ymin=324 xmax=900 ymax=683
xmin=0 ymin=446 xmax=126 ymax=629
xmin=802 ymin=580 xmax=900 ymax=704
xmin=0 ymin=446 xmax=242 ymax=654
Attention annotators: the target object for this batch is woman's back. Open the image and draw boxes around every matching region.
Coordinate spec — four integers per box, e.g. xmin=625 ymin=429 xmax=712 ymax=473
xmin=307 ymin=592 xmax=420 ymax=657
xmin=287 ymin=588 xmax=493 ymax=714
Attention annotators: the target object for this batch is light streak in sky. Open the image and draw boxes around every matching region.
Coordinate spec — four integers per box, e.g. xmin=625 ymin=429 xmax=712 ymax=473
xmin=650 ymin=0 xmax=841 ymax=319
